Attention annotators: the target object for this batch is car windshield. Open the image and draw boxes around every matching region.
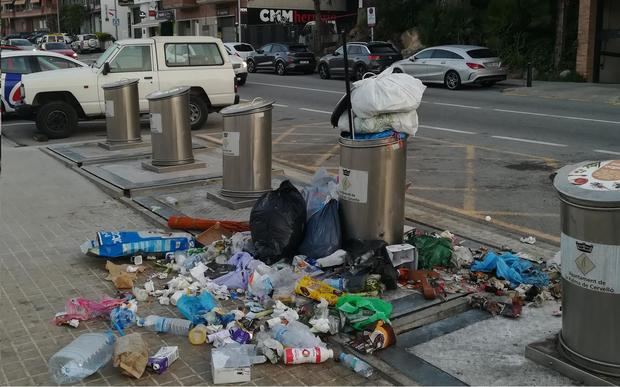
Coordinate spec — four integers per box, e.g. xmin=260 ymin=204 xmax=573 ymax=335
xmin=94 ymin=43 xmax=119 ymax=68
xmin=11 ymin=39 xmax=31 ymax=46
xmin=234 ymin=44 xmax=253 ymax=52
xmin=288 ymin=45 xmax=308 ymax=53
xmin=47 ymin=42 xmax=69 ymax=49
xmin=467 ymin=48 xmax=497 ymax=58
xmin=369 ymin=44 xmax=397 ymax=54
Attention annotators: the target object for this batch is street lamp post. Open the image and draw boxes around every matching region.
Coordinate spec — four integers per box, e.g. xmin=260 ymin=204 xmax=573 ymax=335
xmin=56 ymin=0 xmax=60 ymax=32
xmin=237 ymin=0 xmax=240 ymax=42
xmin=114 ymin=0 xmax=118 ymax=39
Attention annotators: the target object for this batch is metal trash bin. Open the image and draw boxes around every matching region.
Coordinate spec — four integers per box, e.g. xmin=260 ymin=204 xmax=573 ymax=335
xmin=338 ymin=135 xmax=407 ymax=244
xmin=553 ymin=159 xmax=620 ymax=376
xmin=219 ymin=98 xmax=274 ymax=198
xmin=146 ymin=86 xmax=194 ymax=166
xmin=100 ymin=78 xmax=141 ymax=148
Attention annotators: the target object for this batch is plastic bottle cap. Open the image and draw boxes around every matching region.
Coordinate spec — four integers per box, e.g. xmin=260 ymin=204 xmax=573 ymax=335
xmin=152 ymin=364 xmax=160 ymax=371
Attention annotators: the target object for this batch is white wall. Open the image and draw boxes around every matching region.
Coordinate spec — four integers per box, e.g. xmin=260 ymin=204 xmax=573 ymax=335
xmin=100 ymin=0 xmax=131 ymax=39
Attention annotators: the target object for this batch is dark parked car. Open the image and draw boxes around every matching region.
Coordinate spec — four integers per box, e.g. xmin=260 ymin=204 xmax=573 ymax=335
xmin=247 ymin=43 xmax=315 ymax=75
xmin=318 ymin=41 xmax=402 ymax=80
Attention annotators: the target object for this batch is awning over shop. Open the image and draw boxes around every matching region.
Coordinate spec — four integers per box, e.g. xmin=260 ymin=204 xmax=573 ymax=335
xmin=13 ymin=0 xmax=25 ymax=5
xmin=132 ymin=20 xmax=161 ymax=29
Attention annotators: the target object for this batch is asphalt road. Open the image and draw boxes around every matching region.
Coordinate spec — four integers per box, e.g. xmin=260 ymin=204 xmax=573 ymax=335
xmin=3 ymin=59 xmax=619 ymax=243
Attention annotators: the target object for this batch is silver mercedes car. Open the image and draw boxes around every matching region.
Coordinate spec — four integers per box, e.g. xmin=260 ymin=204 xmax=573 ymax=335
xmin=391 ymin=45 xmax=507 ymax=90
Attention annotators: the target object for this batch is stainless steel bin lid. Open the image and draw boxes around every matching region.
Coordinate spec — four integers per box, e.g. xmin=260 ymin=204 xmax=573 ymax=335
xmin=553 ymin=160 xmax=620 ymax=208
xmin=101 ymin=78 xmax=139 ymax=90
xmin=220 ymin=97 xmax=274 ymax=116
xmin=146 ymin=86 xmax=190 ymax=101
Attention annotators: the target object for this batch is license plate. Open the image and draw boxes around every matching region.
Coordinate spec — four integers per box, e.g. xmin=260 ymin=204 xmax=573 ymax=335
xmin=300 ymin=60 xmax=309 ymax=64
xmin=486 ymin=62 xmax=499 ymax=67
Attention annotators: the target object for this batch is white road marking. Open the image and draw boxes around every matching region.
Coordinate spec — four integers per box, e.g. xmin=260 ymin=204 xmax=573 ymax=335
xmin=492 ymin=135 xmax=567 ymax=147
xmin=299 ymin=108 xmax=332 ymax=115
xmin=493 ymin=108 xmax=620 ymax=125
xmin=419 ymin=125 xmax=477 ymax=135
xmin=432 ymin=102 xmax=480 ymax=109
xmin=594 ymin=149 xmax=620 ymax=156
xmin=248 ymin=82 xmax=344 ymax=95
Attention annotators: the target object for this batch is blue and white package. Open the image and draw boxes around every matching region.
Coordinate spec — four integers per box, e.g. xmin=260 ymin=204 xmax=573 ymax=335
xmin=81 ymin=231 xmax=195 ymax=259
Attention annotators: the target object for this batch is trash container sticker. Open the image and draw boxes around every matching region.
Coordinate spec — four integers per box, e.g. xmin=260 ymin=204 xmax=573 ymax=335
xmin=338 ymin=167 xmax=368 ymax=203
xmin=561 ymin=233 xmax=620 ymax=294
xmin=105 ymin=100 xmax=114 ymax=118
xmin=222 ymin=132 xmax=240 ymax=157
xmin=150 ymin=113 xmax=162 ymax=134
xmin=568 ymin=160 xmax=620 ymax=191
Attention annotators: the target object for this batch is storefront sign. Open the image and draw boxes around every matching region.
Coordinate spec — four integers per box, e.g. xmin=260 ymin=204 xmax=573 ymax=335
xmin=156 ymin=9 xmax=175 ymax=21
xmin=247 ymin=8 xmax=345 ymax=25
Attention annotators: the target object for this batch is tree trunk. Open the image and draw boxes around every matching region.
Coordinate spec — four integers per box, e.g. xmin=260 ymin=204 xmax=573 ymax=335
xmin=553 ymin=0 xmax=569 ymax=71
xmin=313 ymin=0 xmax=323 ymax=55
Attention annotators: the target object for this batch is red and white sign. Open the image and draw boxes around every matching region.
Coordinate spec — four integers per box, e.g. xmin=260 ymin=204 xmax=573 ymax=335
xmin=367 ymin=7 xmax=376 ymax=27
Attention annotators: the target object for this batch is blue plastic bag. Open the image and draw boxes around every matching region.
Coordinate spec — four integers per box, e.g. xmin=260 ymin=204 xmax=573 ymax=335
xmin=471 ymin=251 xmax=549 ymax=287
xmin=81 ymin=231 xmax=194 ymax=259
xmin=298 ymin=199 xmax=342 ymax=259
xmin=176 ymin=292 xmax=217 ymax=325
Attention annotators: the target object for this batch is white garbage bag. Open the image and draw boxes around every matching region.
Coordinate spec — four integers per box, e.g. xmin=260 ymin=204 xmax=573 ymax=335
xmin=350 ymin=67 xmax=426 ymax=118
xmin=337 ymin=110 xmax=419 ymax=136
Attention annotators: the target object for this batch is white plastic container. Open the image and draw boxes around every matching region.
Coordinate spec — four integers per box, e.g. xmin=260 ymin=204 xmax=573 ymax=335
xmin=283 ymin=347 xmax=333 ymax=365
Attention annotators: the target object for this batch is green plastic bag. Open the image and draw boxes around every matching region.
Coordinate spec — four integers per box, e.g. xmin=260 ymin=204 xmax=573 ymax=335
xmin=407 ymin=234 xmax=453 ymax=269
xmin=336 ymin=295 xmax=393 ymax=331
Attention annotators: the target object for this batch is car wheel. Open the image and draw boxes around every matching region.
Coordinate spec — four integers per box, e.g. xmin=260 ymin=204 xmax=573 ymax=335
xmin=481 ymin=81 xmax=496 ymax=87
xmin=247 ymin=59 xmax=256 ymax=73
xmin=355 ymin=64 xmax=367 ymax=81
xmin=276 ymin=61 xmax=286 ymax=76
xmin=392 ymin=67 xmax=403 ymax=73
xmin=189 ymin=94 xmax=209 ymax=130
xmin=444 ymin=70 xmax=461 ymax=90
xmin=35 ymin=101 xmax=78 ymax=139
xmin=319 ymin=63 xmax=330 ymax=79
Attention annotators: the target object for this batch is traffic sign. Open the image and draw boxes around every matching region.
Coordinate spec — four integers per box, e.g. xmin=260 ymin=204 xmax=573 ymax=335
xmin=112 ymin=18 xmax=120 ymax=26
xmin=367 ymin=7 xmax=376 ymax=27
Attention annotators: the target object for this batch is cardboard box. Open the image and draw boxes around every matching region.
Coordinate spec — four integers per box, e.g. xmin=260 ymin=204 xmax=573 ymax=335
xmin=211 ymin=347 xmax=251 ymax=384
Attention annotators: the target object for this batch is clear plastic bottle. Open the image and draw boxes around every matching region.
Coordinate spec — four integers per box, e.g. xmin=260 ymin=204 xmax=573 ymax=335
xmin=271 ymin=321 xmax=324 ymax=348
xmin=48 ymin=332 xmax=116 ymax=385
xmin=140 ymin=315 xmax=192 ymax=336
xmin=338 ymin=353 xmax=374 ymax=378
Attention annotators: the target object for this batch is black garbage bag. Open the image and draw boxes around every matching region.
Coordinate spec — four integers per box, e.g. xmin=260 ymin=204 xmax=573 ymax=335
xmin=343 ymin=239 xmax=399 ymax=291
xmin=250 ymin=180 xmax=307 ymax=264
xmin=298 ymin=199 xmax=341 ymax=259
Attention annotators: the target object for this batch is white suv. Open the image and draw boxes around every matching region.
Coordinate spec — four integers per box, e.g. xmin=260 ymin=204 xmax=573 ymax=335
xmin=19 ymin=36 xmax=238 ymax=138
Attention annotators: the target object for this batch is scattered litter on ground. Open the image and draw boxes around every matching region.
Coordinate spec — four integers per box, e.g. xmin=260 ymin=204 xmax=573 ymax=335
xmin=520 ymin=236 xmax=537 ymax=245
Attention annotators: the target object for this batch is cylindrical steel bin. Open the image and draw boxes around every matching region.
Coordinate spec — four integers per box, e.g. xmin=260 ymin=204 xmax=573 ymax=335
xmin=219 ymin=98 xmax=274 ymax=198
xmin=554 ymin=160 xmax=620 ymax=376
xmin=338 ymin=135 xmax=407 ymax=244
xmin=102 ymin=78 xmax=141 ymax=144
xmin=146 ymin=86 xmax=193 ymax=166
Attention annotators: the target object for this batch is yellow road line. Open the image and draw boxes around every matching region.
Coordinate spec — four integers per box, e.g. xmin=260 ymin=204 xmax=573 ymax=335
xmin=273 ymin=127 xmax=297 ymax=144
xmin=464 ymin=145 xmax=476 ymax=211
xmin=478 ymin=211 xmax=559 ymax=217
xmin=315 ymin=144 xmax=340 ymax=166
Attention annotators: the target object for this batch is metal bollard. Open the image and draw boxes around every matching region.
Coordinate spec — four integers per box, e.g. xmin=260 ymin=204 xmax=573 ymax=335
xmin=553 ymin=160 xmax=620 ymax=376
xmin=338 ymin=135 xmax=407 ymax=244
xmin=99 ymin=78 xmax=142 ymax=150
xmin=526 ymin=62 xmax=533 ymax=87
xmin=219 ymin=98 xmax=274 ymax=198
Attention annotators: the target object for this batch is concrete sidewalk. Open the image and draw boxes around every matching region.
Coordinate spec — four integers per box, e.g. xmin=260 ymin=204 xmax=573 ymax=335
xmin=501 ymin=79 xmax=620 ymax=105
xmin=0 ymin=143 xmax=386 ymax=386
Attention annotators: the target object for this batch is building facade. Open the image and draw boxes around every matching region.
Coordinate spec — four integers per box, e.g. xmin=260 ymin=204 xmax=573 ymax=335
xmin=575 ymin=0 xmax=619 ymax=83
xmin=1 ymin=0 xmax=58 ymax=34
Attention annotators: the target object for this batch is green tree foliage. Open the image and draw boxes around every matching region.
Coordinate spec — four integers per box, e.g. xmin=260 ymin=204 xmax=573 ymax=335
xmin=375 ymin=0 xmax=578 ymax=75
xmin=60 ymin=4 xmax=86 ymax=34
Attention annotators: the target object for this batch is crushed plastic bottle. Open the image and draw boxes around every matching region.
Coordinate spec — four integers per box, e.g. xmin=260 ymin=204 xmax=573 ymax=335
xmin=271 ymin=320 xmax=324 ymax=348
xmin=139 ymin=315 xmax=192 ymax=336
xmin=338 ymin=353 xmax=374 ymax=378
xmin=284 ymin=347 xmax=334 ymax=364
xmin=48 ymin=332 xmax=116 ymax=385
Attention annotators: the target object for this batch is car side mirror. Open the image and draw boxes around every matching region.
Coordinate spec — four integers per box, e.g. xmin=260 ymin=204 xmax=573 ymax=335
xmin=410 ymin=56 xmax=417 ymax=62
xmin=257 ymin=49 xmax=264 ymax=54
xmin=333 ymin=51 xmax=340 ymax=56
xmin=102 ymin=62 xmax=110 ymax=75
